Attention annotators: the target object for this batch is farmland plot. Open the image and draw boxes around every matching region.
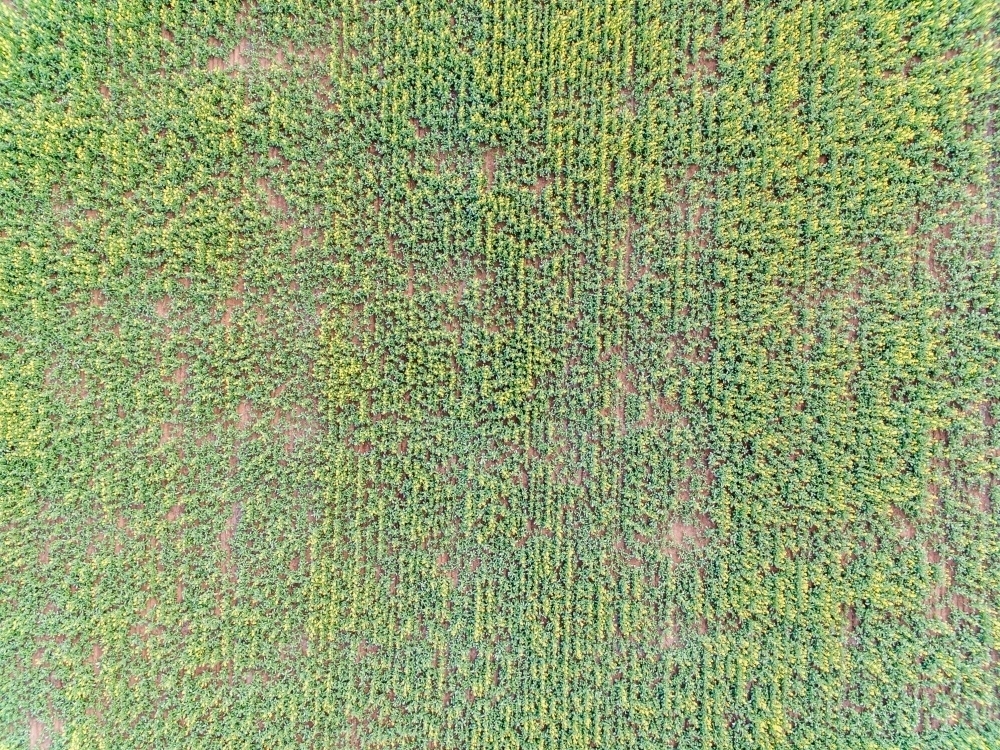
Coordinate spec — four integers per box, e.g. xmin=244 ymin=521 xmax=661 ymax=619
xmin=1 ymin=1 xmax=997 ymax=749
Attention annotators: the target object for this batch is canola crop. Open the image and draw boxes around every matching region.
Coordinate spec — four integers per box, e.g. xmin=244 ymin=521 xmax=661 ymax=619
xmin=1 ymin=1 xmax=998 ymax=748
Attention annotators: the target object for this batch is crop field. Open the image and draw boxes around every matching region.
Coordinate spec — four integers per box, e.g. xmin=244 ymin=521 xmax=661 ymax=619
xmin=1 ymin=0 xmax=999 ymax=748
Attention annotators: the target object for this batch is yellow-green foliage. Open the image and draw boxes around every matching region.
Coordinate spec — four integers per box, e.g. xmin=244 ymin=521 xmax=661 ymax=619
xmin=1 ymin=1 xmax=998 ymax=749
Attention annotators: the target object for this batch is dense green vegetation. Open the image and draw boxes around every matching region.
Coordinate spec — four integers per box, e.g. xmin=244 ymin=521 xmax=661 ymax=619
xmin=1 ymin=0 xmax=998 ymax=748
